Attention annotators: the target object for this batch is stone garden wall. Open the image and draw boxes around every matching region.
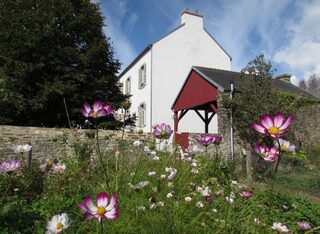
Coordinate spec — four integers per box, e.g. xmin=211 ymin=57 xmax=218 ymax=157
xmin=0 ymin=125 xmax=151 ymax=161
xmin=294 ymin=104 xmax=320 ymax=148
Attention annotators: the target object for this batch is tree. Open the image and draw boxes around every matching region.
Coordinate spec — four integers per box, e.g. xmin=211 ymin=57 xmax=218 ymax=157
xmin=230 ymin=53 xmax=280 ymax=144
xmin=0 ymin=0 xmax=125 ymax=127
xmin=299 ymin=74 xmax=320 ymax=97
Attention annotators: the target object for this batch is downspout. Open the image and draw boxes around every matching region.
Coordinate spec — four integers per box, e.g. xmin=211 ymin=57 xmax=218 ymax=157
xmin=150 ymin=45 xmax=153 ymax=133
xmin=230 ymin=81 xmax=234 ymax=160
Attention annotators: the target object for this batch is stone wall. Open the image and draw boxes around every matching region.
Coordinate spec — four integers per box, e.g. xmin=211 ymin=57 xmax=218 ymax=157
xmin=0 ymin=125 xmax=152 ymax=161
xmin=294 ymin=104 xmax=320 ymax=148
xmin=216 ymin=93 xmax=244 ymax=160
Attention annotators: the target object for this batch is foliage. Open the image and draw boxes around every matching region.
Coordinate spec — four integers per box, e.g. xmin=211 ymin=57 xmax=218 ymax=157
xmin=0 ymin=0 xmax=125 ymax=127
xmin=1 ymin=133 xmax=320 ymax=233
xmin=299 ymin=74 xmax=320 ymax=97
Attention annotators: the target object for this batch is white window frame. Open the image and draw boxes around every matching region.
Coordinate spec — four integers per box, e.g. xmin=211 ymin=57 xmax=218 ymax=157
xmin=138 ymin=64 xmax=146 ymax=89
xmin=125 ymin=77 xmax=131 ymax=94
xmin=138 ymin=102 xmax=146 ymax=127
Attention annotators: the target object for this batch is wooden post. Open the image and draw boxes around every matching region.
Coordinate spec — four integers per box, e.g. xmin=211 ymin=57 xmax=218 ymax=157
xmin=245 ymin=147 xmax=253 ymax=189
xmin=205 ymin=110 xmax=209 ymax=133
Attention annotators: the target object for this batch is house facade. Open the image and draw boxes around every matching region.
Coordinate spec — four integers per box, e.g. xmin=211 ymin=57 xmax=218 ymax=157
xmin=118 ymin=9 xmax=231 ymax=134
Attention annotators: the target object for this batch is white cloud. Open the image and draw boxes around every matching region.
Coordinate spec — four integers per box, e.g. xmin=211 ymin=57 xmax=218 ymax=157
xmin=203 ymin=0 xmax=290 ymax=72
xmin=102 ymin=0 xmax=137 ymax=71
xmin=274 ymin=0 xmax=320 ymax=81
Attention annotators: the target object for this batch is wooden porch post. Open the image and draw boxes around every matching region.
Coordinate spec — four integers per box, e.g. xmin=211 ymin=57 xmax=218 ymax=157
xmin=205 ymin=110 xmax=209 ymax=133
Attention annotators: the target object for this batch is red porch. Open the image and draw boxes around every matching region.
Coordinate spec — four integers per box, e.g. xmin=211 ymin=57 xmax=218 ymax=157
xmin=171 ymin=68 xmax=220 ymax=149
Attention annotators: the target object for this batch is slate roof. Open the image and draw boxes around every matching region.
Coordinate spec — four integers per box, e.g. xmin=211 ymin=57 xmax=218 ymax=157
xmin=193 ymin=66 xmax=320 ymax=101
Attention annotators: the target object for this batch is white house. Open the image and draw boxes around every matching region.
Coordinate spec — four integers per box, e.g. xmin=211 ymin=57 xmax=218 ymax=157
xmin=118 ymin=9 xmax=231 ymax=134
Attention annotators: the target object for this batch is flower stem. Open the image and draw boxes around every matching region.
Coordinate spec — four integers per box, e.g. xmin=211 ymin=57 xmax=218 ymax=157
xmin=100 ymin=222 xmax=103 ymax=234
xmin=96 ymin=128 xmax=110 ymax=191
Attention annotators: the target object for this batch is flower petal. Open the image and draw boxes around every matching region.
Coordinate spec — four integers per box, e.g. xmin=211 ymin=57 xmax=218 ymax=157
xmin=92 ymin=101 xmax=105 ymax=112
xmin=273 ymin=113 xmax=285 ymax=128
xmin=106 ymin=193 xmax=118 ymax=211
xmin=260 ymin=115 xmax=273 ymax=129
xmin=84 ymin=196 xmax=97 ymax=213
xmin=279 ymin=115 xmax=294 ymax=130
xmin=251 ymin=123 xmax=266 ymax=135
xmin=105 ymin=205 xmax=119 ymax=220
xmin=96 ymin=192 xmax=109 ymax=207
xmin=83 ymin=212 xmax=94 ymax=221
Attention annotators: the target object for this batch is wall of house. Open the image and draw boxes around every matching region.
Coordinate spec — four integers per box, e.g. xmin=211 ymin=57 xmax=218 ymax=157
xmin=151 ymin=12 xmax=231 ymax=136
xmin=0 ymin=125 xmax=152 ymax=161
xmin=119 ymin=50 xmax=152 ymax=133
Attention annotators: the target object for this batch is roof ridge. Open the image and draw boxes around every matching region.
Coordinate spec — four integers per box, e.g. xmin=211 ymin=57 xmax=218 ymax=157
xmin=194 ymin=66 xmax=239 ymax=74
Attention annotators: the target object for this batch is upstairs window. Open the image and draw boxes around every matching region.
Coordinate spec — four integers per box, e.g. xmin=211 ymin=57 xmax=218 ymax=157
xmin=138 ymin=64 xmax=146 ymax=89
xmin=125 ymin=77 xmax=131 ymax=94
xmin=138 ymin=103 xmax=146 ymax=127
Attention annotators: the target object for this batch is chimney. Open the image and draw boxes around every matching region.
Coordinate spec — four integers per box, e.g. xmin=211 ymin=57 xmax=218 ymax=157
xmin=181 ymin=8 xmax=203 ymax=28
xmin=274 ymin=73 xmax=291 ymax=83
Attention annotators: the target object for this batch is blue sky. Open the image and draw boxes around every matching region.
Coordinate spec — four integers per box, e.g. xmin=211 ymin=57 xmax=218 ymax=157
xmin=96 ymin=0 xmax=320 ymax=85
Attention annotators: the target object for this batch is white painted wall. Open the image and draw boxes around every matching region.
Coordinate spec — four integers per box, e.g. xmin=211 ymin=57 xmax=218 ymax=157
xmin=119 ymin=11 xmax=231 ymax=135
xmin=151 ymin=12 xmax=230 ymax=134
xmin=119 ymin=51 xmax=152 ymax=133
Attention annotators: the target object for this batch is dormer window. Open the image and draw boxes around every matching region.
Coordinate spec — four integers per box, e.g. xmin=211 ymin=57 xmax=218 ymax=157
xmin=138 ymin=64 xmax=146 ymax=89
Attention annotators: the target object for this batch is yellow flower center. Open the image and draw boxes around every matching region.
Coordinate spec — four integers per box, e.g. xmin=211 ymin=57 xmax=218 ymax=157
xmin=91 ymin=111 xmax=98 ymax=117
xmin=280 ymin=144 xmax=287 ymax=151
xmin=55 ymin=167 xmax=64 ymax=173
xmin=261 ymin=152 xmax=266 ymax=158
xmin=268 ymin=126 xmax=280 ymax=135
xmin=97 ymin=206 xmax=106 ymax=215
xmin=56 ymin=222 xmax=63 ymax=230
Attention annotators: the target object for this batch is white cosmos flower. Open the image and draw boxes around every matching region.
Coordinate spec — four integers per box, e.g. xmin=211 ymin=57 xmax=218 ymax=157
xmin=160 ymin=174 xmax=166 ymax=179
xmin=185 ymin=196 xmax=192 ymax=202
xmin=13 ymin=144 xmax=32 ymax=154
xmin=152 ymin=156 xmax=160 ymax=161
xmin=148 ymin=171 xmax=156 ymax=176
xmin=197 ymin=186 xmax=211 ymax=197
xmin=46 ymin=213 xmax=70 ymax=234
xmin=271 ymin=222 xmax=290 ymax=233
xmin=51 ymin=163 xmax=66 ymax=174
xmin=133 ymin=140 xmax=141 ymax=147
xmin=196 ymin=201 xmax=204 ymax=208
xmin=166 ymin=192 xmax=173 ymax=198
xmin=165 ymin=167 xmax=177 ymax=180
xmin=275 ymin=139 xmax=296 ymax=152
xmin=137 ymin=206 xmax=145 ymax=211
xmin=129 ymin=181 xmax=149 ymax=190
xmin=191 ymin=167 xmax=199 ymax=174
xmin=157 ymin=201 xmax=164 ymax=207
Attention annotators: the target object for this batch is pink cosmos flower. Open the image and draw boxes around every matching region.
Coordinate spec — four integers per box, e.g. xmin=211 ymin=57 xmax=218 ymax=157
xmin=297 ymin=221 xmax=311 ymax=230
xmin=81 ymin=101 xmax=112 ymax=118
xmin=251 ymin=113 xmax=294 ymax=138
xmin=274 ymin=139 xmax=296 ymax=152
xmin=152 ymin=123 xmax=173 ymax=139
xmin=196 ymin=134 xmax=215 ymax=146
xmin=78 ymin=192 xmax=119 ymax=223
xmin=239 ymin=189 xmax=254 ymax=198
xmin=0 ymin=160 xmax=21 ymax=173
xmin=254 ymin=145 xmax=280 ymax=163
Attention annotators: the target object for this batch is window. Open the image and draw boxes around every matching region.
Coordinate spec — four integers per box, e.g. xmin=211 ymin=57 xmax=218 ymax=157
xmin=138 ymin=103 xmax=146 ymax=127
xmin=138 ymin=64 xmax=146 ymax=89
xmin=125 ymin=77 xmax=131 ymax=94
xmin=119 ymin=83 xmax=123 ymax=93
